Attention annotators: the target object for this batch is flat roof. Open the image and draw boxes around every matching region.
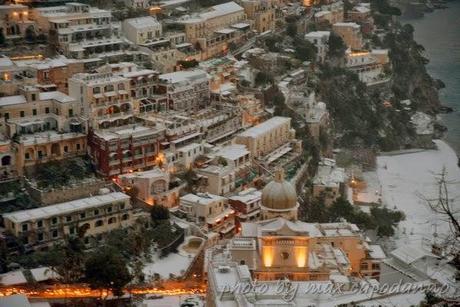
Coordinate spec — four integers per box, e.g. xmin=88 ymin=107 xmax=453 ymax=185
xmin=124 ymin=16 xmax=161 ymax=29
xmin=181 ymin=193 xmax=226 ymax=205
xmin=238 ymin=116 xmax=290 ymax=138
xmin=3 ymin=192 xmax=129 ymax=223
xmin=215 ymin=144 xmax=249 ymax=161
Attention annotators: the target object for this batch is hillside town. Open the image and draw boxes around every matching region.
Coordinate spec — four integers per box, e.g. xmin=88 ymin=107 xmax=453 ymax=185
xmin=0 ymin=0 xmax=459 ymax=306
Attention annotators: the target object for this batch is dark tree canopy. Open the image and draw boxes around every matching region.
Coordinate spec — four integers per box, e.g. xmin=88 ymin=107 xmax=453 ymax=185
xmin=84 ymin=247 xmax=132 ymax=297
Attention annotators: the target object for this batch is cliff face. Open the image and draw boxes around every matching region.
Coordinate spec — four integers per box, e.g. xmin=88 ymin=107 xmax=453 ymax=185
xmin=385 ymin=23 xmax=441 ymax=113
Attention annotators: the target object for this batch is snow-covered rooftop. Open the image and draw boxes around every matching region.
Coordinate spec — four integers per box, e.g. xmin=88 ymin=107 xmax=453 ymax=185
xmin=237 ymin=116 xmax=290 ymax=138
xmin=181 ymin=193 xmax=226 ymax=206
xmin=3 ymin=192 xmax=129 ymax=223
xmin=123 ymin=16 xmax=161 ymax=30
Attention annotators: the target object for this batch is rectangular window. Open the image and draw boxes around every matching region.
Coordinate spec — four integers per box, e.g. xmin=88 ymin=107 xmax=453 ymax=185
xmin=32 ymin=109 xmax=37 ymax=116
xmin=4 ymin=113 xmax=9 ymax=120
xmin=38 ymin=233 xmax=44 ymax=241
xmin=52 ymin=230 xmax=58 ymax=238
xmin=64 ymin=146 xmax=68 ymax=153
xmin=45 ymin=107 xmax=50 ymax=114
xmin=94 ymin=209 xmax=99 ymax=216
xmin=37 ymin=220 xmax=43 ymax=228
xmin=22 ymin=224 xmax=28 ymax=232
xmin=68 ymin=109 xmax=73 ymax=117
xmin=51 ymin=217 xmax=58 ymax=225
xmin=66 ymin=216 xmax=72 ymax=222
xmin=20 ymin=111 xmax=25 ymax=117
xmin=80 ymin=212 xmax=86 ymax=219
xmin=76 ymin=144 xmax=81 ymax=150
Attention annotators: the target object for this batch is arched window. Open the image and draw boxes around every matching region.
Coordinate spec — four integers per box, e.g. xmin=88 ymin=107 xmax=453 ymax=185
xmin=95 ymin=220 xmax=104 ymax=227
xmin=1 ymin=155 xmax=11 ymax=166
xmin=108 ymin=217 xmax=116 ymax=224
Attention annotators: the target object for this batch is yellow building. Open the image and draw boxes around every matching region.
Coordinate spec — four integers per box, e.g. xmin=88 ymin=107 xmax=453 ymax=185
xmin=178 ymin=2 xmax=251 ymax=60
xmin=241 ymin=0 xmax=276 ymax=33
xmin=235 ymin=116 xmax=297 ymax=160
xmin=0 ymin=86 xmax=87 ymax=175
xmin=2 ymin=192 xmax=138 ymax=250
xmin=332 ymin=22 xmax=363 ymax=51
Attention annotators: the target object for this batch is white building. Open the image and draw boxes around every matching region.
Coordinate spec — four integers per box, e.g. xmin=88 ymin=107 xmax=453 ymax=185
xmin=197 ymin=164 xmax=236 ymax=196
xmin=68 ymin=72 xmax=134 ymax=129
xmin=214 ymin=144 xmax=251 ymax=171
xmin=32 ymin=3 xmax=122 ymax=59
xmin=119 ymin=168 xmax=181 ymax=208
xmin=304 ymin=31 xmax=330 ymax=63
xmin=175 ymin=142 xmax=204 ymax=169
xmin=157 ymin=69 xmax=210 ymax=112
xmin=179 ymin=193 xmax=235 ymax=236
xmin=122 ymin=16 xmax=162 ymax=45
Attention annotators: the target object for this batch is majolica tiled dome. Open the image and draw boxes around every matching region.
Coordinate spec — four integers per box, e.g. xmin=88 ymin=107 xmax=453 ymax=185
xmin=262 ymin=169 xmax=297 ymax=210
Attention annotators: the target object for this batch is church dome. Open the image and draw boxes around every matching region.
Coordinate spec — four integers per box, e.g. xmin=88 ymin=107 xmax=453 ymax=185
xmin=261 ymin=169 xmax=297 ymax=211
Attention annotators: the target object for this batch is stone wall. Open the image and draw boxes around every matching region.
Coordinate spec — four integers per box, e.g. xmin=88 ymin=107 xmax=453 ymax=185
xmin=25 ymin=177 xmax=108 ymax=205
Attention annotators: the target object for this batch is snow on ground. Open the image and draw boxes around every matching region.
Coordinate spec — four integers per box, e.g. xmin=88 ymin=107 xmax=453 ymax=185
xmin=356 ymin=171 xmax=382 ymax=205
xmin=142 ymin=252 xmax=194 ymax=280
xmin=377 ymin=140 xmax=460 ymax=249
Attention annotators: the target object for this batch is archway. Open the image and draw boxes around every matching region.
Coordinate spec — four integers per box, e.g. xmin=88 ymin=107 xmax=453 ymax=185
xmin=1 ymin=155 xmax=11 ymax=166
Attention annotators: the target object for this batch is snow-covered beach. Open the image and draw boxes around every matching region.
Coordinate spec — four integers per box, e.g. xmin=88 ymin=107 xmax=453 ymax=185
xmin=376 ymin=140 xmax=460 ymax=250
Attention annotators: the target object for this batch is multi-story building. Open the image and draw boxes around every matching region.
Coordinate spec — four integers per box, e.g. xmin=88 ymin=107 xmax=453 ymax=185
xmin=347 ymin=3 xmax=371 ymax=24
xmin=345 ymin=49 xmax=389 ymax=85
xmin=32 ymin=3 xmax=123 ymax=59
xmin=175 ymin=142 xmax=204 ymax=169
xmin=157 ymin=69 xmax=210 ymax=112
xmin=228 ymin=187 xmax=261 ymax=225
xmin=178 ymin=2 xmax=252 ymax=60
xmin=0 ymin=86 xmax=86 ymax=175
xmin=87 ymin=123 xmax=166 ymax=177
xmin=214 ymin=144 xmax=251 ymax=172
xmin=2 ymin=191 xmax=137 ymax=250
xmin=122 ymin=16 xmax=162 ymax=45
xmin=119 ymin=168 xmax=181 ymax=208
xmin=314 ymin=1 xmax=344 ymax=24
xmin=304 ymin=31 xmax=330 ymax=63
xmin=95 ymin=62 xmax=159 ymax=101
xmin=197 ymin=164 xmax=236 ymax=196
xmin=195 ymin=107 xmax=241 ymax=144
xmin=332 ymin=22 xmax=363 ymax=51
xmin=179 ymin=193 xmax=235 ymax=237
xmin=19 ymin=56 xmax=85 ymax=94
xmin=235 ymin=116 xmax=300 ymax=166
xmin=68 ymin=72 xmax=135 ymax=130
xmin=241 ymin=0 xmax=275 ymax=33
xmin=0 ymin=4 xmax=35 ymax=40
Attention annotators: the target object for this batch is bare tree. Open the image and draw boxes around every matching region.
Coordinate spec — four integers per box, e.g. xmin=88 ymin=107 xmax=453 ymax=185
xmin=424 ymin=167 xmax=460 ymax=238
